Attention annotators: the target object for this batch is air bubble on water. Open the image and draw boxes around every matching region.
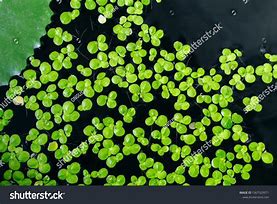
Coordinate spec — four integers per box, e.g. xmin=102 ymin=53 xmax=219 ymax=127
xmin=13 ymin=96 xmax=24 ymax=106
xmin=169 ymin=10 xmax=175 ymax=16
xmin=231 ymin=9 xmax=237 ymax=16
xmin=189 ymin=122 xmax=196 ymax=130
xmin=13 ymin=38 xmax=19 ymax=45
xmin=98 ymin=15 xmax=107 ymax=24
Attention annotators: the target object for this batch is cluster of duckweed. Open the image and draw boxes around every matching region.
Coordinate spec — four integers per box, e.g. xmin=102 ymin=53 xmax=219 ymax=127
xmin=0 ymin=109 xmax=13 ymax=132
xmin=0 ymin=0 xmax=276 ymax=186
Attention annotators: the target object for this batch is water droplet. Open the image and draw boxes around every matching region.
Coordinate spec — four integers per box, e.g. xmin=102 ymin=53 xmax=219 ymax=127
xmin=169 ymin=10 xmax=175 ymax=16
xmin=34 ymin=42 xmax=41 ymax=49
xmin=260 ymin=46 xmax=267 ymax=54
xmin=13 ymin=38 xmax=19 ymax=45
xmin=231 ymin=9 xmax=237 ymax=16
xmin=262 ymin=37 xmax=267 ymax=44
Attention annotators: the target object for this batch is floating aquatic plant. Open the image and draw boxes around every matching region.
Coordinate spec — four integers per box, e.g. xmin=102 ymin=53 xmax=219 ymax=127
xmin=0 ymin=0 xmax=53 ymax=85
xmin=0 ymin=0 xmax=275 ymax=187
